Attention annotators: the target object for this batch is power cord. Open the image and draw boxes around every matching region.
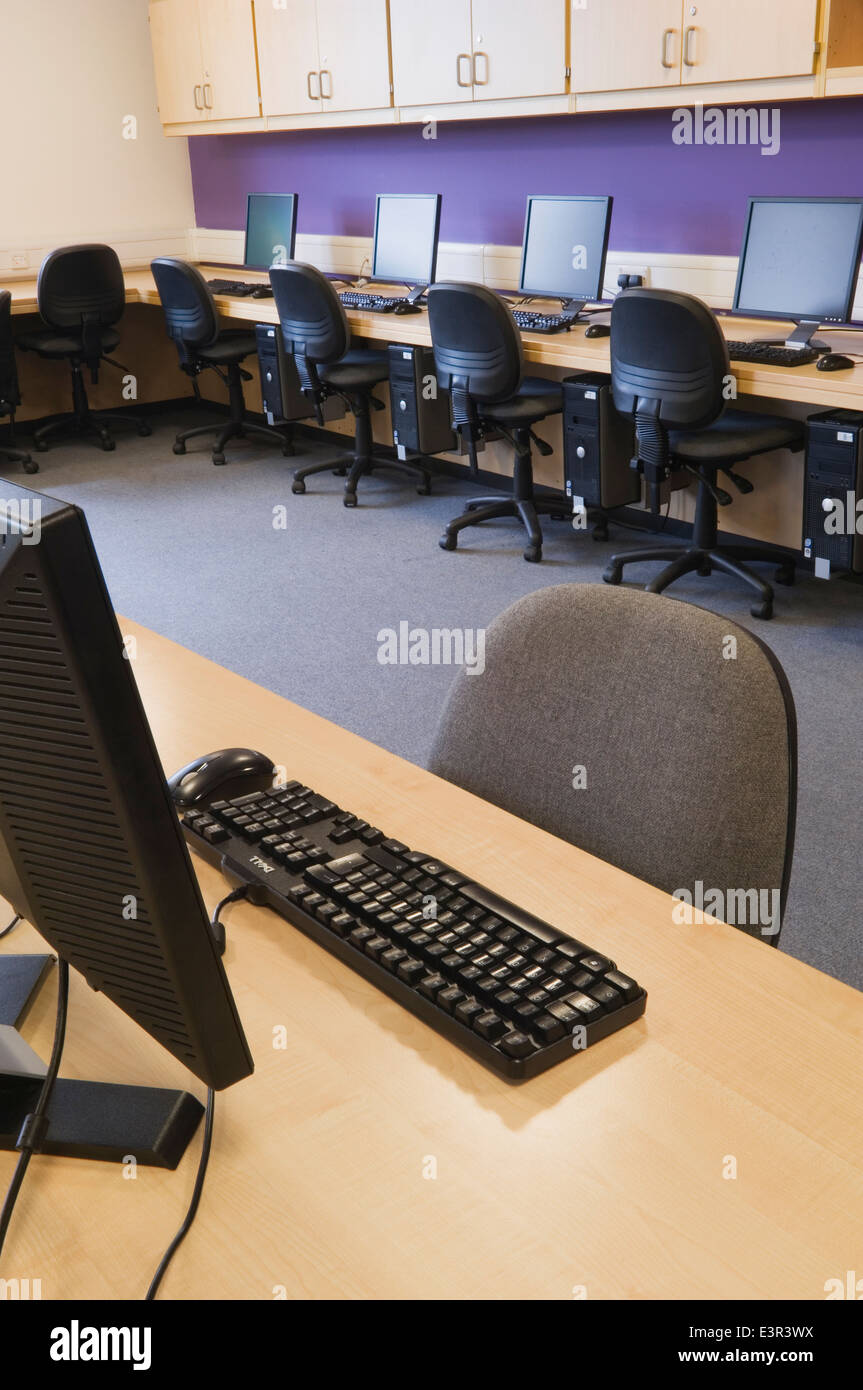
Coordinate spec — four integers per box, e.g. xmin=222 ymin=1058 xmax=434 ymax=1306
xmin=145 ymin=1087 xmax=215 ymax=1300
xmin=209 ymin=886 xmax=249 ymax=955
xmin=0 ymin=914 xmax=21 ymax=941
xmin=0 ymin=959 xmax=70 ymax=1261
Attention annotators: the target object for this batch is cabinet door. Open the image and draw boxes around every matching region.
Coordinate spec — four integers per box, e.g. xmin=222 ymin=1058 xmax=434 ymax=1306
xmin=681 ymin=0 xmax=819 ymax=84
xmin=390 ymin=0 xmax=473 ymax=107
xmin=471 ymin=0 xmax=567 ymax=101
xmin=572 ymin=0 xmax=683 ymax=93
xmin=255 ymin=0 xmax=322 ymax=116
xmin=198 ymin=0 xmax=261 ymax=119
xmin=316 ymin=0 xmax=392 ymax=112
xmin=149 ymin=0 xmax=206 ymax=124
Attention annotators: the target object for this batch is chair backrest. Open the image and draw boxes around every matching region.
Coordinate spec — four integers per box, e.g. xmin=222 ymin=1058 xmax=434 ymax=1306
xmin=270 ymin=262 xmax=349 ymax=396
xmin=429 ymin=584 xmax=796 ymax=943
xmin=0 ymin=291 xmax=20 ymax=417
xmin=611 ymin=287 xmax=730 ymax=431
xmin=427 ymin=282 xmax=524 ymax=424
xmin=37 ymin=245 xmax=126 ymax=333
xmin=150 ymin=258 xmax=219 ymax=364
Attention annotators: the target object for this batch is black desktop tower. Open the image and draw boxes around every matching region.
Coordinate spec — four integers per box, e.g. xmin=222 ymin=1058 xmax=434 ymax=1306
xmin=255 ymin=323 xmax=344 ymax=425
xmin=388 ymin=344 xmax=456 ymax=458
xmin=561 ymin=374 xmax=639 ymax=510
xmin=803 ymin=410 xmax=863 ymax=577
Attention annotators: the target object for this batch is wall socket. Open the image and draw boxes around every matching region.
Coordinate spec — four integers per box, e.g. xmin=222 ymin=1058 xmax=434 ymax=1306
xmin=11 ymin=254 xmax=29 ymax=269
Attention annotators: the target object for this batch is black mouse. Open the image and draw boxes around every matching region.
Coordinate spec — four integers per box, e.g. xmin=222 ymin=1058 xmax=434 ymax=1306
xmin=169 ymin=748 xmax=276 ymax=807
xmin=394 ymin=301 xmax=423 ymax=315
xmin=585 ymin=323 xmax=610 ymax=339
xmin=817 ymin=353 xmax=854 ymax=372
xmin=252 ymin=287 xmax=274 ymax=298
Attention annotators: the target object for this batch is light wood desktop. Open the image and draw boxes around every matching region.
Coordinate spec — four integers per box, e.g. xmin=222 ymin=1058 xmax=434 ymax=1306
xmin=1 ymin=619 xmax=862 ymax=1300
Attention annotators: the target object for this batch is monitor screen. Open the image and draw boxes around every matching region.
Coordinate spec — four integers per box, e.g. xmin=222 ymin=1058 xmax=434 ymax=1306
xmin=372 ymin=194 xmax=442 ymax=286
xmin=244 ymin=193 xmax=299 ymax=270
xmin=519 ymin=195 xmax=613 ymax=301
xmin=733 ymin=197 xmax=863 ymax=324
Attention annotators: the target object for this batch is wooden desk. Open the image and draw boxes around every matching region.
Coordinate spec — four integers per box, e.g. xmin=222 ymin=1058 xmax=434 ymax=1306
xmin=9 ymin=265 xmax=863 ymax=412
xmin=2 ymin=619 xmax=862 ymax=1300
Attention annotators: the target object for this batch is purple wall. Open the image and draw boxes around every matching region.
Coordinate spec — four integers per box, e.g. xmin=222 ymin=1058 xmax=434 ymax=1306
xmin=189 ymin=97 xmax=863 ymax=256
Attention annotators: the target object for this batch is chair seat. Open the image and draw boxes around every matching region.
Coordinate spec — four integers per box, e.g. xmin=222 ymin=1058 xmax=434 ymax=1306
xmin=479 ymin=377 xmax=564 ymax=425
xmin=197 ymin=331 xmax=258 ymax=365
xmin=321 ymin=348 xmax=389 ymax=391
xmin=670 ymin=410 xmax=804 ymax=464
xmin=16 ymin=327 xmax=121 ymax=358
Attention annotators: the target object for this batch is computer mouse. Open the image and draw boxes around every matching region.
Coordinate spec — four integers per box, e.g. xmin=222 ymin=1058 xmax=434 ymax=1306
xmin=393 ymin=301 xmax=423 ymax=315
xmin=252 ymin=287 xmax=274 ymax=298
xmin=168 ymin=748 xmax=277 ymax=807
xmin=585 ymin=323 xmax=610 ymax=339
xmin=817 ymin=353 xmax=855 ymax=372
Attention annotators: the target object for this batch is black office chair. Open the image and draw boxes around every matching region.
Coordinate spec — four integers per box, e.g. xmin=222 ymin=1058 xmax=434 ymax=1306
xmin=0 ymin=292 xmax=37 ymax=474
xmin=602 ymin=289 xmax=804 ymax=619
xmin=427 ymin=282 xmax=565 ymax=563
xmin=151 ymin=258 xmax=292 ymax=466
xmin=270 ymin=261 xmax=430 ymax=507
xmin=16 ymin=245 xmax=151 ymax=453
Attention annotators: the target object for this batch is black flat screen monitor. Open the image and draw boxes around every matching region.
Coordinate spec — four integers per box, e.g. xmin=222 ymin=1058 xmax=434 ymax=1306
xmin=371 ymin=193 xmax=442 ymax=289
xmin=519 ymin=195 xmax=613 ymax=310
xmin=244 ymin=192 xmax=299 ymax=270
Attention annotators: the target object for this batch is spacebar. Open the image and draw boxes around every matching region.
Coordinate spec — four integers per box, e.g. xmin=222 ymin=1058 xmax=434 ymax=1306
xmin=459 ymin=881 xmax=563 ymax=945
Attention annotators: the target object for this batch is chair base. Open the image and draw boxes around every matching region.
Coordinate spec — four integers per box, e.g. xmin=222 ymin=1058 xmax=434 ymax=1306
xmin=33 ymin=409 xmax=151 ymax=455
xmin=291 ymin=452 xmax=431 ymax=506
xmin=602 ymin=542 xmax=796 ymax=620
xmin=0 ymin=444 xmax=38 ymax=476
xmin=440 ymin=494 xmax=569 ymax=564
xmin=173 ymin=419 xmax=294 ymax=466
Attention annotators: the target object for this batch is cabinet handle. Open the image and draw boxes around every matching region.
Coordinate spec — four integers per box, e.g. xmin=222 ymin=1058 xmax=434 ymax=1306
xmin=683 ymin=25 xmax=697 ymax=67
xmin=307 ymin=70 xmax=320 ymax=100
xmin=203 ymin=83 xmax=213 ymax=109
xmin=193 ymin=84 xmax=203 ymax=110
xmin=320 ymin=69 xmax=333 ymax=99
xmin=661 ymin=28 xmax=675 ymax=69
xmin=473 ymin=51 xmax=489 ymax=86
xmin=456 ymin=53 xmax=472 ymax=87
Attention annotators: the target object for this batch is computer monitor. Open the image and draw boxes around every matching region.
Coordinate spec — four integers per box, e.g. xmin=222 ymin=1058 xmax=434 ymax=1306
xmin=519 ymin=195 xmax=613 ymax=317
xmin=371 ymin=194 xmax=442 ymax=302
xmin=733 ymin=196 xmax=863 ymax=350
xmin=0 ymin=482 xmax=253 ymax=1166
xmin=244 ymin=192 xmax=298 ymax=270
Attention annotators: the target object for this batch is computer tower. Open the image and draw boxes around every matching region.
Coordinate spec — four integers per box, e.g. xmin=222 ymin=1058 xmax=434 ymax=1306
xmin=255 ymin=323 xmax=345 ymax=425
xmin=561 ymin=374 xmax=639 ymax=510
xmin=803 ymin=410 xmax=863 ymax=577
xmin=388 ymin=344 xmax=456 ymax=458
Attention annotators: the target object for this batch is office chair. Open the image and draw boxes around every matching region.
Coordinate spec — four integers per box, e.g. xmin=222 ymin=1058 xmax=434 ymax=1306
xmin=269 ymin=262 xmax=430 ymax=506
xmin=427 ymin=282 xmax=566 ymax=563
xmin=602 ymin=288 xmax=804 ymax=619
xmin=430 ymin=584 xmax=797 ymax=944
xmin=15 ymin=245 xmax=151 ymax=453
xmin=0 ymin=292 xmax=37 ymax=474
xmin=150 ymin=258 xmax=292 ymax=466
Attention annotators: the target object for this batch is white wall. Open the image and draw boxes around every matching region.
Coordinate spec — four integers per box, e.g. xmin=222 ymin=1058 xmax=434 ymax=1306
xmin=0 ymin=0 xmax=194 ymax=272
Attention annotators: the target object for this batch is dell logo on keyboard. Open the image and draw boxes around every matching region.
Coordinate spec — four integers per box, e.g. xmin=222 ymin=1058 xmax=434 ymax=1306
xmin=250 ymin=856 xmax=275 ymax=873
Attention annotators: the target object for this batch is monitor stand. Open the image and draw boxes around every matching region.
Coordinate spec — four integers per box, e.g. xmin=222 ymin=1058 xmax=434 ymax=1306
xmin=404 ymin=285 xmax=427 ymax=305
xmin=0 ymin=956 xmax=204 ymax=1169
xmin=762 ymin=319 xmax=831 ymax=352
xmin=560 ymin=298 xmax=588 ymax=323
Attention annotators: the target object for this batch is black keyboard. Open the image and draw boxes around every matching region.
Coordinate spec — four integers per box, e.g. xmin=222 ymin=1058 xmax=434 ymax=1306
xmin=512 ymin=309 xmax=580 ymax=335
xmin=339 ymin=291 xmax=412 ymax=312
xmin=181 ymin=774 xmax=647 ymax=1082
xmin=726 ymin=341 xmax=822 ymax=367
xmin=206 ymin=279 xmax=260 ymax=296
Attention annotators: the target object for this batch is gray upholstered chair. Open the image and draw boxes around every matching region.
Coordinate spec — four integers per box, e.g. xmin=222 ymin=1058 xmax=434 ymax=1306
xmin=429 ymin=584 xmax=796 ymax=943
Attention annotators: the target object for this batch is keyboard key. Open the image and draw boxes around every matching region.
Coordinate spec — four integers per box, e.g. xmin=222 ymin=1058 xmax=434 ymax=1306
xmin=364 ymin=936 xmax=390 ymax=962
xmin=605 ymin=970 xmax=641 ymax=1002
xmin=397 ymin=958 xmax=425 ymax=985
xmin=349 ymin=925 xmax=375 ymax=948
xmin=418 ymin=973 xmax=446 ymax=1001
xmin=580 ymin=954 xmax=613 ymax=975
xmin=499 ymin=1032 xmax=536 ymax=1059
xmin=474 ymin=1011 xmax=506 ymax=1041
xmin=381 ymin=947 xmax=407 ymax=972
xmin=437 ymin=986 xmax=465 ymax=1014
xmin=588 ymin=981 xmax=624 ymax=1010
xmin=455 ymin=998 xmax=484 ymax=1028
xmin=534 ymin=1014 xmax=565 ymax=1044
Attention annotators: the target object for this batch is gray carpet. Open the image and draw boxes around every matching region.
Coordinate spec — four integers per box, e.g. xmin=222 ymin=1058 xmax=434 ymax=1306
xmin=18 ymin=410 xmax=863 ymax=990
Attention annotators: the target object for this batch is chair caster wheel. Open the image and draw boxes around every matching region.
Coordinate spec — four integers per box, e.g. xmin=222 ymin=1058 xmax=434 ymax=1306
xmin=592 ymin=522 xmax=609 ymax=543
xmin=343 ymin=493 xmax=358 ymax=508
xmin=282 ymin=445 xmax=295 ymax=458
xmin=417 ymin=482 xmax=431 ymax=496
xmin=524 ymin=546 xmax=542 ymax=563
xmin=291 ymin=480 xmax=306 ymax=494
xmin=212 ymin=452 xmax=226 ymax=466
xmin=603 ymin=563 xmax=623 ymax=585
xmin=775 ymin=564 xmax=795 ymax=587
xmin=173 ymin=441 xmax=186 ymax=455
xmin=138 ymin=423 xmax=152 ymax=437
xmin=101 ymin=437 xmax=116 ymax=452
xmin=22 ymin=458 xmax=39 ymax=475
xmin=332 ymin=467 xmax=347 ymax=477
xmin=751 ymin=600 xmax=774 ymax=620
xmin=439 ymin=533 xmax=457 ymax=552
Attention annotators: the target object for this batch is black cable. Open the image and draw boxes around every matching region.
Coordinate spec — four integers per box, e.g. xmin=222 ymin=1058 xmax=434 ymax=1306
xmin=0 ymin=914 xmax=21 ymax=941
xmin=145 ymin=1087 xmax=215 ymax=1301
xmin=0 ymin=958 xmax=70 ymax=1261
xmin=209 ymin=886 xmax=249 ymax=956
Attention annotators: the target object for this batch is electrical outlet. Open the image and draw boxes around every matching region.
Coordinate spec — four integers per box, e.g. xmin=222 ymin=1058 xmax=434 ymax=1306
xmin=605 ymin=263 xmax=650 ymax=294
xmin=11 ymin=254 xmax=29 ymax=269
